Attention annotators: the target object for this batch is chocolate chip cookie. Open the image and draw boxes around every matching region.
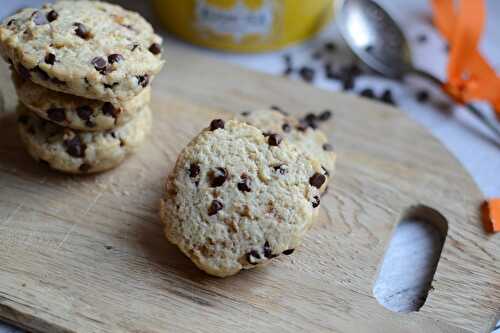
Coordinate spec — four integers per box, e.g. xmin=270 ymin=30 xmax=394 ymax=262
xmin=13 ymin=72 xmax=150 ymax=131
xmin=0 ymin=1 xmax=164 ymax=102
xmin=17 ymin=103 xmax=151 ymax=174
xmin=237 ymin=109 xmax=336 ymax=192
xmin=160 ymin=119 xmax=324 ymax=277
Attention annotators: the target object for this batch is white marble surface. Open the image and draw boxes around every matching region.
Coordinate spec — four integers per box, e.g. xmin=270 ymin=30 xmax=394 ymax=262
xmin=0 ymin=1 xmax=499 ymax=332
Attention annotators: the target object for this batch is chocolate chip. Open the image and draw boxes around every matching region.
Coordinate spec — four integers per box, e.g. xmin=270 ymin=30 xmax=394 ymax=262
xmin=119 ymin=139 xmax=125 ymax=147
xmin=299 ymin=66 xmax=315 ymax=83
xmin=91 ymin=57 xmax=107 ymax=73
xmin=46 ymin=108 xmax=65 ymax=122
xmin=45 ymin=53 xmax=56 ymax=65
xmin=17 ymin=64 xmax=31 ymax=80
xmin=283 ymin=249 xmax=295 ymax=255
xmin=309 ymin=173 xmax=326 ymax=189
xmin=268 ymin=133 xmax=282 ymax=146
xmin=417 ymin=34 xmax=428 ymax=43
xmin=137 ymin=74 xmax=149 ymax=87
xmin=208 ymin=200 xmax=223 ymax=216
xmin=209 ymin=119 xmax=224 ymax=131
xmin=103 ymin=82 xmax=118 ymax=89
xmin=149 ymin=43 xmax=162 ymax=55
xmin=273 ymin=164 xmax=287 ymax=175
xmin=322 ymin=166 xmax=330 ymax=177
xmin=131 ymin=44 xmax=139 ymax=51
xmin=209 ymin=167 xmax=228 ymax=187
xmin=108 ymin=54 xmax=124 ymax=64
xmin=102 ymin=102 xmax=119 ymax=117
xmin=64 ymin=136 xmax=86 ymax=158
xmin=241 ymin=111 xmax=250 ymax=116
xmin=18 ymin=115 xmax=29 ymax=124
xmin=86 ymin=120 xmax=96 ymax=128
xmin=79 ymin=163 xmax=91 ymax=173
xmin=319 ymin=110 xmax=332 ymax=121
xmin=360 ymin=88 xmax=375 ymax=99
xmin=32 ymin=11 xmax=48 ymax=25
xmin=312 ymin=195 xmax=320 ymax=208
xmin=323 ymin=143 xmax=333 ymax=151
xmin=324 ymin=42 xmax=336 ymax=52
xmin=380 ymin=89 xmax=395 ymax=105
xmin=76 ymin=106 xmax=92 ymax=121
xmin=263 ymin=241 xmax=277 ymax=258
xmin=270 ymin=105 xmax=288 ymax=115
xmin=247 ymin=250 xmax=261 ymax=265
xmin=47 ymin=10 xmax=58 ymax=22
xmin=7 ymin=19 xmax=16 ymax=27
xmin=74 ymin=22 xmax=91 ymax=40
xmin=283 ymin=66 xmax=293 ymax=76
xmin=365 ymin=45 xmax=374 ymax=53
xmin=282 ymin=123 xmax=291 ymax=132
xmin=189 ymin=163 xmax=200 ymax=178
xmin=304 ymin=113 xmax=317 ymax=124
xmin=33 ymin=66 xmax=49 ymax=80
xmin=416 ymin=90 xmax=430 ymax=103
xmin=237 ymin=174 xmax=251 ymax=193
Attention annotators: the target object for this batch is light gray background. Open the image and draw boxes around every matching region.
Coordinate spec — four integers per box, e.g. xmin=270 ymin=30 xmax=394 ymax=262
xmin=0 ymin=1 xmax=498 ymax=332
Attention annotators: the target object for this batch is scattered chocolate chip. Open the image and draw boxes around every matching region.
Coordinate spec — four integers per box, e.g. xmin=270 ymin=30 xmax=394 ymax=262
xmin=107 ymin=53 xmax=124 ymax=64
xmin=263 ymin=241 xmax=277 ymax=258
xmin=209 ymin=167 xmax=228 ymax=187
xmin=299 ymin=66 xmax=315 ymax=83
xmin=304 ymin=113 xmax=317 ymax=124
xmin=47 ymin=10 xmax=58 ymax=22
xmin=237 ymin=174 xmax=252 ymax=193
xmin=64 ymin=135 xmax=86 ymax=158
xmin=86 ymin=120 xmax=96 ymax=128
xmin=324 ymin=42 xmax=337 ymax=52
xmin=7 ymin=58 xmax=13 ymax=66
xmin=91 ymin=56 xmax=107 ymax=73
xmin=119 ymin=139 xmax=125 ymax=147
xmin=189 ymin=163 xmax=200 ymax=178
xmin=323 ymin=143 xmax=333 ymax=151
xmin=131 ymin=43 xmax=139 ymax=51
xmin=208 ymin=200 xmax=223 ymax=216
xmin=33 ymin=66 xmax=49 ymax=80
xmin=209 ymin=119 xmax=225 ymax=131
xmin=103 ymin=82 xmax=118 ymax=89
xmin=46 ymin=108 xmax=65 ymax=122
xmin=241 ymin=111 xmax=250 ymax=116
xmin=322 ymin=166 xmax=330 ymax=177
xmin=268 ymin=133 xmax=282 ymax=146
xmin=417 ymin=34 xmax=428 ymax=43
xmin=76 ymin=106 xmax=93 ymax=121
xmin=110 ymin=132 xmax=116 ymax=139
xmin=309 ymin=173 xmax=326 ymax=189
xmin=7 ymin=19 xmax=16 ymax=27
xmin=148 ymin=43 xmax=161 ymax=55
xmin=312 ymin=195 xmax=321 ymax=208
xmin=365 ymin=45 xmax=374 ymax=53
xmin=282 ymin=123 xmax=291 ymax=132
xmin=416 ymin=90 xmax=430 ymax=103
xmin=79 ymin=163 xmax=91 ymax=173
xmin=74 ymin=22 xmax=91 ymax=40
xmin=247 ymin=250 xmax=261 ymax=264
xmin=45 ymin=53 xmax=56 ymax=65
xmin=273 ymin=164 xmax=287 ymax=175
xmin=17 ymin=64 xmax=31 ymax=80
xmin=102 ymin=102 xmax=118 ymax=117
xmin=17 ymin=115 xmax=29 ymax=124
xmin=380 ymin=89 xmax=395 ymax=105
xmin=283 ymin=66 xmax=293 ymax=76
xmin=32 ymin=11 xmax=48 ymax=25
xmin=319 ymin=110 xmax=332 ymax=121
xmin=283 ymin=249 xmax=295 ymax=255
xmin=270 ymin=105 xmax=288 ymax=115
xmin=137 ymin=74 xmax=149 ymax=87
xmin=360 ymin=88 xmax=375 ymax=99
xmin=105 ymin=245 xmax=113 ymax=250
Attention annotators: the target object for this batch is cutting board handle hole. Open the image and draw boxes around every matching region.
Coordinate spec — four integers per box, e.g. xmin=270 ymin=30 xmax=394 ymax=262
xmin=373 ymin=205 xmax=448 ymax=313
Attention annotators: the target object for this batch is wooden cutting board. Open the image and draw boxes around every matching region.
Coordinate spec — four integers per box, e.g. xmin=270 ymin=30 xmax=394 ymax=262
xmin=0 ymin=43 xmax=499 ymax=333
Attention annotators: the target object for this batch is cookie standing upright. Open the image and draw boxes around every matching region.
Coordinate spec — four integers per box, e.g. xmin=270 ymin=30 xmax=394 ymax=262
xmin=0 ymin=0 xmax=164 ymax=102
xmin=160 ymin=120 xmax=326 ymax=277
xmin=237 ymin=109 xmax=336 ymax=191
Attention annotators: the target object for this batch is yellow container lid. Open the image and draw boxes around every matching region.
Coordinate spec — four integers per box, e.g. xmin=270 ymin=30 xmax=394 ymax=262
xmin=154 ymin=0 xmax=334 ymax=53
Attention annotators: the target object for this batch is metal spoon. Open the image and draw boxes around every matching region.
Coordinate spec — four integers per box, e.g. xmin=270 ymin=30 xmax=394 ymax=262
xmin=336 ymin=0 xmax=500 ymax=141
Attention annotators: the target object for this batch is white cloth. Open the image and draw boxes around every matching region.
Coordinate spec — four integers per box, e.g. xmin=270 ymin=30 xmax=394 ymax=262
xmin=0 ymin=1 xmax=498 ymax=332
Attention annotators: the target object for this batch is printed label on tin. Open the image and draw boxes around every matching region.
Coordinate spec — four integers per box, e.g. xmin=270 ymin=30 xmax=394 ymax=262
xmin=195 ymin=0 xmax=274 ymax=42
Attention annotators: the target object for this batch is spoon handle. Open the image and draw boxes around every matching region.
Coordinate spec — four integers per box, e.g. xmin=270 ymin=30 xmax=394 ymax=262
xmin=409 ymin=68 xmax=500 ymax=141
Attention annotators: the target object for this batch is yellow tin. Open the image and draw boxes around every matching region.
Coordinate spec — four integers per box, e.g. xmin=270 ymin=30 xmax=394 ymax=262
xmin=153 ymin=0 xmax=334 ymax=53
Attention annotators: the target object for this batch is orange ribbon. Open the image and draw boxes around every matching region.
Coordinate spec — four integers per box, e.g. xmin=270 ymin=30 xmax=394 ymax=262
xmin=432 ymin=0 xmax=500 ymax=118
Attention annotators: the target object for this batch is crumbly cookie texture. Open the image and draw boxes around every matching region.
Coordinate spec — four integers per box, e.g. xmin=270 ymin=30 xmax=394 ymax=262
xmin=236 ymin=109 xmax=336 ymax=192
xmin=13 ymin=72 xmax=150 ymax=131
xmin=0 ymin=1 xmax=164 ymax=102
xmin=17 ymin=103 xmax=151 ymax=174
xmin=160 ymin=119 xmax=325 ymax=277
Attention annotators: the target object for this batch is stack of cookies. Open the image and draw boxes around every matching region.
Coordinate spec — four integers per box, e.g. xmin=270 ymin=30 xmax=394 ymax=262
xmin=160 ymin=110 xmax=336 ymax=277
xmin=0 ymin=1 xmax=164 ymax=174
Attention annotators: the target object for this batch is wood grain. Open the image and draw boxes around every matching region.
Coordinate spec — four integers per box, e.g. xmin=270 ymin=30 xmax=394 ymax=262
xmin=0 ymin=43 xmax=498 ymax=333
